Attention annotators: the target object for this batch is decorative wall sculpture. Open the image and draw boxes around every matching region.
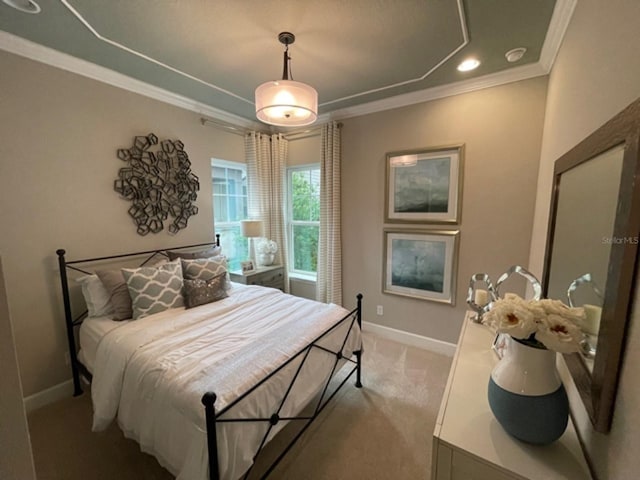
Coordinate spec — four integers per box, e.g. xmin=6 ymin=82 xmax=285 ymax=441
xmin=114 ymin=133 xmax=200 ymax=235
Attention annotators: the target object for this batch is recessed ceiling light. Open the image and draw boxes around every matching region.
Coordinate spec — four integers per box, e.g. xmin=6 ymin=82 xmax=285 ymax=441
xmin=2 ymin=0 xmax=40 ymax=14
xmin=457 ymin=58 xmax=480 ymax=72
xmin=505 ymin=47 xmax=527 ymax=63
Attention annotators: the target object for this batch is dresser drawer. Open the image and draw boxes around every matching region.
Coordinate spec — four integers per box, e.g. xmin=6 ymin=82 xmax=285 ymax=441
xmin=248 ymin=269 xmax=284 ymax=287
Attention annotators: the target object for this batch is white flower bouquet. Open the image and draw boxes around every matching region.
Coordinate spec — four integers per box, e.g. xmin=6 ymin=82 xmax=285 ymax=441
xmin=255 ymin=238 xmax=278 ymax=255
xmin=485 ymin=296 xmax=586 ymax=353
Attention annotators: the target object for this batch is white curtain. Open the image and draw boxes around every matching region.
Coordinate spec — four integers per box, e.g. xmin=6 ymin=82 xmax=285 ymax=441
xmin=245 ymin=132 xmax=289 ymax=287
xmin=316 ymin=122 xmax=342 ymax=304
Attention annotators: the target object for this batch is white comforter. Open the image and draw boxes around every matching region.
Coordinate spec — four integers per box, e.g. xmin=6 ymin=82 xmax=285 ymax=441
xmin=91 ymin=284 xmax=361 ymax=480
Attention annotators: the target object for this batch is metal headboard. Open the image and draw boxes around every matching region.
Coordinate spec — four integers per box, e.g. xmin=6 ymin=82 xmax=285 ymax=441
xmin=56 ymin=234 xmax=220 ymax=396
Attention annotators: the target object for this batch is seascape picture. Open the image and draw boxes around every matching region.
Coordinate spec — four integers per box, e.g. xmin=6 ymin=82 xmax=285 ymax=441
xmin=391 ymin=238 xmax=445 ymax=292
xmin=393 ymin=157 xmax=451 ymax=214
xmin=385 ymin=146 xmax=462 ymax=224
xmin=383 ymin=230 xmax=459 ymax=304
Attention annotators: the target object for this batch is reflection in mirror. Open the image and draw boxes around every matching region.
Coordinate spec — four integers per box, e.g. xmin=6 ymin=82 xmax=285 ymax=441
xmin=546 ymin=144 xmax=624 ymax=372
xmin=567 ymin=273 xmax=604 ymax=367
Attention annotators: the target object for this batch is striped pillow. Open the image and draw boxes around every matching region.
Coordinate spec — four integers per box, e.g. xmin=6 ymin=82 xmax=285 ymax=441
xmin=122 ymin=260 xmax=184 ymax=320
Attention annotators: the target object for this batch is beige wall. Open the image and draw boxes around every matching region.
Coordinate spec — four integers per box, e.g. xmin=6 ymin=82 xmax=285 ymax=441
xmin=289 ymin=277 xmax=316 ymax=300
xmin=288 ymin=134 xmax=320 ymax=167
xmin=342 ymin=77 xmax=548 ymax=343
xmin=0 ymin=257 xmax=36 ymax=480
xmin=528 ymin=1 xmax=640 ymax=478
xmin=0 ymin=51 xmax=244 ymax=396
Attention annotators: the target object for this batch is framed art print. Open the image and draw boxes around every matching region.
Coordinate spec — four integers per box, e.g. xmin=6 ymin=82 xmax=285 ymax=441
xmin=383 ymin=229 xmax=459 ymax=304
xmin=385 ymin=145 xmax=464 ymax=224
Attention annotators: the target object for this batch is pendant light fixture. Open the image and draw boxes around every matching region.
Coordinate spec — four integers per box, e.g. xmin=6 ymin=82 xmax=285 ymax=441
xmin=255 ymin=32 xmax=318 ymax=127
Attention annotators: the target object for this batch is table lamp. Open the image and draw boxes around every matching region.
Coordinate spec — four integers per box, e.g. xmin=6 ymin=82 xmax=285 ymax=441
xmin=240 ymin=219 xmax=263 ymax=268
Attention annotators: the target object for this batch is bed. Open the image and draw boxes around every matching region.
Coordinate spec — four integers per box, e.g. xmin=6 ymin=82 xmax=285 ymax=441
xmin=56 ymin=239 xmax=363 ymax=480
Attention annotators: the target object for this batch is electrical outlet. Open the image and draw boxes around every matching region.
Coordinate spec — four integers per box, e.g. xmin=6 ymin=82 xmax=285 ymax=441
xmin=64 ymin=352 xmax=70 ymax=366
xmin=376 ymin=305 xmax=383 ymax=316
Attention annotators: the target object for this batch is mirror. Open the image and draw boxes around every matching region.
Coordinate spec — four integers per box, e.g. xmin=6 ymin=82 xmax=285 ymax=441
xmin=542 ymin=98 xmax=640 ymax=432
xmin=546 ymin=145 xmax=624 ymax=370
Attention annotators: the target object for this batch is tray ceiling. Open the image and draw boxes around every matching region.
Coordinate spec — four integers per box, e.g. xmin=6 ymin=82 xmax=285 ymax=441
xmin=0 ymin=0 xmax=559 ymax=125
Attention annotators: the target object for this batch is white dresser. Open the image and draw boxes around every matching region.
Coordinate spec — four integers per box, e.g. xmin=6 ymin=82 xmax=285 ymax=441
xmin=432 ymin=313 xmax=592 ymax=480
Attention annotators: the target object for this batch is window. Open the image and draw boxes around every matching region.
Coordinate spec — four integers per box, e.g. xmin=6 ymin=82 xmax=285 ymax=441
xmin=212 ymin=159 xmax=248 ymax=271
xmin=287 ymin=165 xmax=320 ymax=276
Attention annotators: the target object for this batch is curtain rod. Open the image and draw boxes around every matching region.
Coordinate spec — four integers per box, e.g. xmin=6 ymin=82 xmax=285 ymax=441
xmin=200 ymin=118 xmax=251 ymax=136
xmin=282 ymin=122 xmax=342 ymax=141
xmin=200 ymin=118 xmax=342 ymax=141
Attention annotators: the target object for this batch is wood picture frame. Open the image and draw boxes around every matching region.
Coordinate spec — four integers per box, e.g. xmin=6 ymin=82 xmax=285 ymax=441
xmin=384 ymin=145 xmax=464 ymax=224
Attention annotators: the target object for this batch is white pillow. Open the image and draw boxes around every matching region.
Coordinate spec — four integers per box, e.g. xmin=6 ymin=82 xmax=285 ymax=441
xmin=76 ymin=274 xmax=115 ymax=317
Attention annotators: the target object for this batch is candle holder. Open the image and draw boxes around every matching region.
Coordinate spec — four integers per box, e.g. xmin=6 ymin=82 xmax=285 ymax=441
xmin=567 ymin=273 xmax=603 ymax=359
xmin=466 ymin=273 xmax=497 ymax=323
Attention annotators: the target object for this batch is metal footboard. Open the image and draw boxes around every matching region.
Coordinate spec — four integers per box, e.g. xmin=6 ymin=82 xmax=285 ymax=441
xmin=202 ymin=293 xmax=363 ymax=480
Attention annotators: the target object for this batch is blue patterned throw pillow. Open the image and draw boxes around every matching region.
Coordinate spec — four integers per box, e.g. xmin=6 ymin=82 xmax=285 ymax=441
xmin=122 ymin=260 xmax=184 ymax=320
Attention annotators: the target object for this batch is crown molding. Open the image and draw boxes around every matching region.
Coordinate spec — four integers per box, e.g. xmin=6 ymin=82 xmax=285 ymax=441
xmin=59 ymin=0 xmax=252 ymax=105
xmin=539 ymin=0 xmax=577 ymax=72
xmin=327 ymin=0 xmax=575 ymax=122
xmin=0 ymin=30 xmax=263 ymax=131
xmin=327 ymin=62 xmax=548 ymax=121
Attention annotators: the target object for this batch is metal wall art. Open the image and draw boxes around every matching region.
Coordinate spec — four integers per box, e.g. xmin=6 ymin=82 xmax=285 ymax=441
xmin=114 ymin=133 xmax=200 ymax=235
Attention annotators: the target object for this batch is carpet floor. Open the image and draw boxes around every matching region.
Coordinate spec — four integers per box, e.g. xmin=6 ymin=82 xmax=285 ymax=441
xmin=27 ymin=332 xmax=452 ymax=480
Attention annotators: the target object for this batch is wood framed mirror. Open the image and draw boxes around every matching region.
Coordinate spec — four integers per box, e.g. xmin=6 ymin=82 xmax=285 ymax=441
xmin=542 ymin=98 xmax=640 ymax=432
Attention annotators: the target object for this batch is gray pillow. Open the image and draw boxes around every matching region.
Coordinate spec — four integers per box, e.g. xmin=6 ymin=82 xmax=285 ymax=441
xmin=167 ymin=245 xmax=221 ymax=261
xmin=122 ymin=260 xmax=184 ymax=320
xmin=96 ymin=269 xmax=133 ymax=321
xmin=183 ymin=272 xmax=229 ymax=309
xmin=181 ymin=254 xmax=228 ymax=278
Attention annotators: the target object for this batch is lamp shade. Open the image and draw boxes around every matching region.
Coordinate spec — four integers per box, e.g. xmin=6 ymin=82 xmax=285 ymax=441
xmin=240 ymin=219 xmax=263 ymax=238
xmin=390 ymin=154 xmax=418 ymax=167
xmin=255 ymin=80 xmax=318 ymax=127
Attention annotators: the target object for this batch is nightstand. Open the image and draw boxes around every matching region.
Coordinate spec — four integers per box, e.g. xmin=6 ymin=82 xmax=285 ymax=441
xmin=229 ymin=265 xmax=285 ymax=291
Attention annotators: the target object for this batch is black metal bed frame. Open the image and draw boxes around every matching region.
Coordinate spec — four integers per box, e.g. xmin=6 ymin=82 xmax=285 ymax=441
xmin=56 ymin=236 xmax=363 ymax=480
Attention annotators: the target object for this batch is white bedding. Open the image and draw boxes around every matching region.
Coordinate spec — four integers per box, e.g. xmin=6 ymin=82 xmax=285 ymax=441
xmin=89 ymin=284 xmax=361 ymax=480
xmin=78 ymin=315 xmax=127 ymax=372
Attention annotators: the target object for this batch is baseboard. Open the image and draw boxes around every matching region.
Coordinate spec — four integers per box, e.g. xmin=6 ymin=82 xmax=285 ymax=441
xmin=362 ymin=321 xmax=456 ymax=357
xmin=23 ymin=380 xmax=74 ymax=413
